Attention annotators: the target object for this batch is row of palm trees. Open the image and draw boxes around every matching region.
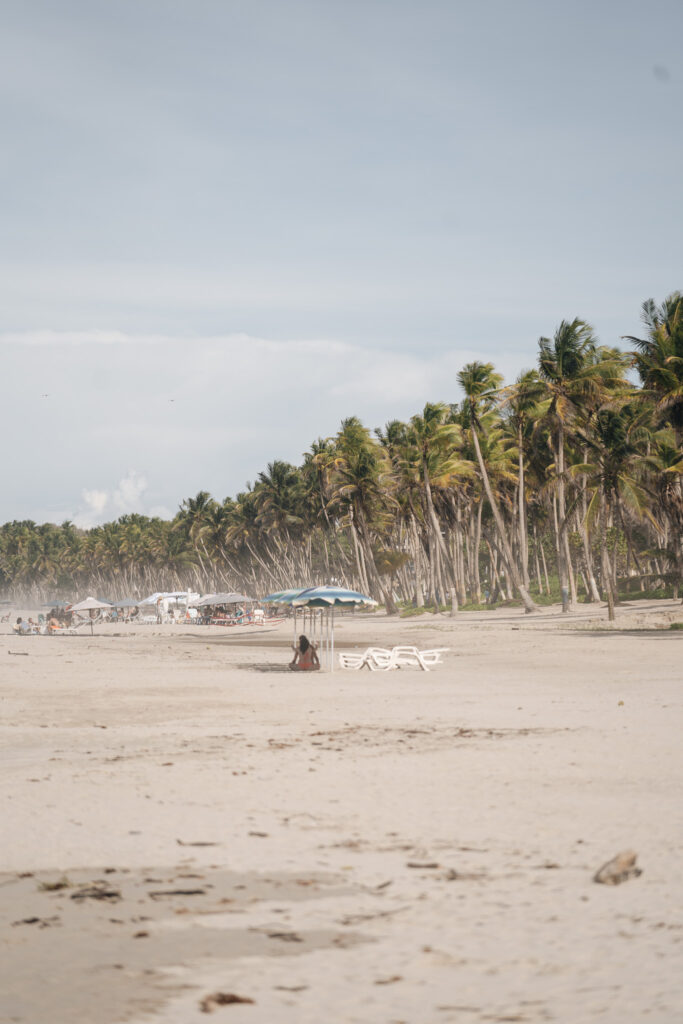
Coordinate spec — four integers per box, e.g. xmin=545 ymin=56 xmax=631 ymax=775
xmin=2 ymin=293 xmax=681 ymax=618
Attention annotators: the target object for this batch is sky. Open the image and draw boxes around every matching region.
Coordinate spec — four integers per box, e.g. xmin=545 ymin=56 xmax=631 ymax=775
xmin=1 ymin=0 xmax=681 ymax=526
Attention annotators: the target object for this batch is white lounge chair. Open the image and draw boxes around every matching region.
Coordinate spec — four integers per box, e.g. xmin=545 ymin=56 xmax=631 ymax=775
xmin=339 ymin=645 xmax=449 ymax=671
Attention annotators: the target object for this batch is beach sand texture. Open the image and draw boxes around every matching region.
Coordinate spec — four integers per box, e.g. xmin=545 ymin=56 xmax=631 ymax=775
xmin=1 ymin=601 xmax=682 ymax=1023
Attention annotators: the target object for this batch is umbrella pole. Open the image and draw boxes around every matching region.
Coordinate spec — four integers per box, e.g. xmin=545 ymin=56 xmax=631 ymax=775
xmin=330 ymin=606 xmax=335 ymax=672
xmin=326 ymin=608 xmax=330 ymax=671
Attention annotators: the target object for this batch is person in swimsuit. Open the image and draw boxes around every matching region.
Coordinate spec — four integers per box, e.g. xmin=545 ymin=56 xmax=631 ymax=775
xmin=289 ymin=634 xmax=320 ymax=671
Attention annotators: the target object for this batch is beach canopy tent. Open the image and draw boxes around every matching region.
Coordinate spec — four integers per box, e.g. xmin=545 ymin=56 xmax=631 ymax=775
xmin=262 ymin=586 xmax=377 ymax=670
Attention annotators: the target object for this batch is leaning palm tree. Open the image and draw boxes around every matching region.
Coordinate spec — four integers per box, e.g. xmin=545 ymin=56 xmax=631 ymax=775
xmin=458 ymin=362 xmax=538 ymax=613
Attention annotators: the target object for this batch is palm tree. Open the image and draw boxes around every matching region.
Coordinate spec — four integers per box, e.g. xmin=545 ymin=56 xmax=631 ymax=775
xmin=502 ymin=370 xmax=546 ymax=589
xmin=642 ymin=428 xmax=683 ymax=597
xmin=331 ymin=417 xmax=398 ymax=613
xmin=537 ymin=319 xmax=626 ymax=610
xmin=408 ymin=403 xmax=464 ymax=608
xmin=458 ymin=362 xmax=538 ymax=613
xmin=627 ymin=292 xmax=683 ymax=440
xmin=575 ymin=405 xmax=656 ymax=619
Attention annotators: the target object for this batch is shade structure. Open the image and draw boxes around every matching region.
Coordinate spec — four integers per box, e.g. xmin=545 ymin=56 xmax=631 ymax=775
xmin=195 ymin=592 xmax=256 ymax=608
xmin=69 ymin=597 xmax=112 ymax=612
xmin=290 ymin=587 xmax=377 ymax=609
xmin=139 ymin=591 xmax=198 ymax=606
xmin=109 ymin=597 xmax=139 ymax=609
xmin=265 ymin=586 xmax=377 ymax=671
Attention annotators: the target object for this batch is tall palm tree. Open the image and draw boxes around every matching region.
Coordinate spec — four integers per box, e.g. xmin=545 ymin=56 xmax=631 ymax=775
xmin=458 ymin=362 xmax=538 ymax=613
xmin=501 ymin=370 xmax=546 ymax=589
xmin=575 ymin=405 xmax=656 ymax=619
xmin=331 ymin=417 xmax=397 ymax=612
xmin=537 ymin=319 xmax=626 ymax=610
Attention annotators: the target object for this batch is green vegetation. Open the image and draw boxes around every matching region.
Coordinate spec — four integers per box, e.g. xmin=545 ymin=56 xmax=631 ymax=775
xmin=1 ymin=292 xmax=682 ymax=619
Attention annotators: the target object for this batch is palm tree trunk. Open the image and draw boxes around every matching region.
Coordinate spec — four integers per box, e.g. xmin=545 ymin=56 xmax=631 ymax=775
xmin=600 ymin=490 xmax=616 ymax=621
xmin=532 ymin=521 xmax=543 ymax=595
xmin=518 ymin=424 xmax=530 ymax=589
xmin=555 ymin=425 xmax=571 ymax=612
xmin=470 ymin=423 xmax=537 ymax=613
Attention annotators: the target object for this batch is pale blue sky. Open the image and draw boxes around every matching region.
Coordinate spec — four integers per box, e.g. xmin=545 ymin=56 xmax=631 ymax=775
xmin=1 ymin=0 xmax=681 ymax=524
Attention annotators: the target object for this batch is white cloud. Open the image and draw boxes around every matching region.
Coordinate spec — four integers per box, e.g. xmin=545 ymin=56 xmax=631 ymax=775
xmin=73 ymin=489 xmax=109 ymax=528
xmin=71 ymin=472 xmax=150 ymax=527
xmin=113 ymin=471 xmax=148 ymax=512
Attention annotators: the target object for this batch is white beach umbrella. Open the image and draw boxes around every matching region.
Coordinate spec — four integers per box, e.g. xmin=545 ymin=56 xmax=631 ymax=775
xmin=68 ymin=596 xmax=112 ymax=634
xmin=69 ymin=597 xmax=112 ymax=612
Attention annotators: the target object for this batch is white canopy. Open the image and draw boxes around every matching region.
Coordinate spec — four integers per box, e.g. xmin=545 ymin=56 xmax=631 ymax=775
xmin=195 ymin=592 xmax=255 ymax=607
xmin=69 ymin=596 xmax=112 ymax=612
xmin=139 ymin=591 xmax=199 ymax=606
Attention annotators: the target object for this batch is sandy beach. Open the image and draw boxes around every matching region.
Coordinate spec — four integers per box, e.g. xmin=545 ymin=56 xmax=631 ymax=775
xmin=1 ymin=600 xmax=682 ymax=1024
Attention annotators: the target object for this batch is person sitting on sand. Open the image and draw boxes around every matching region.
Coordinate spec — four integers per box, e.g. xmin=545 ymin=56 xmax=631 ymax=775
xmin=289 ymin=634 xmax=320 ymax=672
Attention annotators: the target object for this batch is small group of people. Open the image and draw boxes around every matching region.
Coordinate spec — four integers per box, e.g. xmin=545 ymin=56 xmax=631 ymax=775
xmin=289 ymin=634 xmax=320 ymax=671
xmin=13 ymin=617 xmax=39 ymax=634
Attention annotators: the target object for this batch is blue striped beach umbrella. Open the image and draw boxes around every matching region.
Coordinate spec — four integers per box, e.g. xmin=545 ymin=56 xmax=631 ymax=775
xmin=290 ymin=586 xmax=377 ymax=609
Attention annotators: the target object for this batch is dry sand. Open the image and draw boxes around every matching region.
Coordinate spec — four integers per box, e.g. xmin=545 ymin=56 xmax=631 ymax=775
xmin=1 ymin=600 xmax=682 ymax=1023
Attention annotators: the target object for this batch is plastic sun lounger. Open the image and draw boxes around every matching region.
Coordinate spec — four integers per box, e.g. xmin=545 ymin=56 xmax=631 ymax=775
xmin=339 ymin=645 xmax=450 ymax=671
xmin=339 ymin=647 xmax=394 ymax=671
xmin=387 ymin=646 xmax=450 ymax=670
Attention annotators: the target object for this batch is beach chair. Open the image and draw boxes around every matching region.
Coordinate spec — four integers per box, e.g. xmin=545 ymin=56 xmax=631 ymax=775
xmin=339 ymin=651 xmax=367 ymax=669
xmin=419 ymin=647 xmax=449 ymax=665
xmin=338 ymin=647 xmax=395 ymax=670
xmin=385 ymin=645 xmax=450 ymax=670
xmin=0 ymin=610 xmax=11 ymax=623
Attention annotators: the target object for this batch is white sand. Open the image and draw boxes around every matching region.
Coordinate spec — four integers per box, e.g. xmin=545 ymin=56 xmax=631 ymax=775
xmin=1 ymin=600 xmax=682 ymax=1023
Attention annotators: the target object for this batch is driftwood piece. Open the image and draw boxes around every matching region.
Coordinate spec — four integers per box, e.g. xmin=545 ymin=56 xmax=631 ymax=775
xmin=593 ymin=850 xmax=642 ymax=885
xmin=149 ymin=888 xmax=206 ymax=899
xmin=200 ymin=992 xmax=255 ymax=1012
xmin=71 ymin=886 xmax=122 ymax=902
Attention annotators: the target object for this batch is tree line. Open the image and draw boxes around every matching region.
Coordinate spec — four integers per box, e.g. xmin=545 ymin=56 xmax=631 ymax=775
xmin=2 ymin=293 xmax=681 ymax=619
